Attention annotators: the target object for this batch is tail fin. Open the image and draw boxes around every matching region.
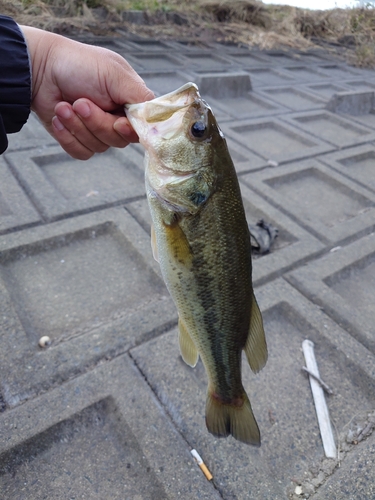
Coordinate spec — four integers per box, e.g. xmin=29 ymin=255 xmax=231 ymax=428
xmin=205 ymin=391 xmax=260 ymax=446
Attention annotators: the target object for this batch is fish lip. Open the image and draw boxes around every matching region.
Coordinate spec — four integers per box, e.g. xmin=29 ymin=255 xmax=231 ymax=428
xmin=125 ymin=82 xmax=214 ymax=146
xmin=125 ymin=83 xmax=203 ymax=137
xmin=125 ymin=82 xmax=200 ymax=111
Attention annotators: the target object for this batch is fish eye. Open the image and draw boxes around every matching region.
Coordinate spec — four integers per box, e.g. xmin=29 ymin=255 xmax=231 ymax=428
xmin=191 ymin=121 xmax=206 ymax=138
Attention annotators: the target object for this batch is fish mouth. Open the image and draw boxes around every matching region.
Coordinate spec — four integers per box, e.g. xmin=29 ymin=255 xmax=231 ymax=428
xmin=125 ymin=82 xmax=203 ymax=141
xmin=126 ymin=82 xmax=200 ymax=117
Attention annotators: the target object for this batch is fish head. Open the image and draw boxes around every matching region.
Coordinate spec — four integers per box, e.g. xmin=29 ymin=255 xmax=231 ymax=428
xmin=126 ymin=83 xmax=221 ymax=213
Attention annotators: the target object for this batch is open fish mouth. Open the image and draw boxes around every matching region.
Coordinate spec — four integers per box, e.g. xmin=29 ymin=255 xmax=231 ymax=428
xmin=126 ymin=82 xmax=200 ymax=118
xmin=125 ymin=82 xmax=208 ymax=143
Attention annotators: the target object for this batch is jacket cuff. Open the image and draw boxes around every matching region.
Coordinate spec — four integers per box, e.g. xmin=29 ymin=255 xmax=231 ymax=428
xmin=0 ymin=15 xmax=32 ymax=149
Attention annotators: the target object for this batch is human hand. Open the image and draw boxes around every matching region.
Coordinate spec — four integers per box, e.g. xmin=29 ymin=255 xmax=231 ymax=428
xmin=21 ymin=26 xmax=154 ymax=159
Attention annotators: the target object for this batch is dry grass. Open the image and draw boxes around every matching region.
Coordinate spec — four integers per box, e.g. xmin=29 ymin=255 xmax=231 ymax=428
xmin=4 ymin=0 xmax=375 ymax=67
xmin=202 ymin=0 xmax=273 ymax=27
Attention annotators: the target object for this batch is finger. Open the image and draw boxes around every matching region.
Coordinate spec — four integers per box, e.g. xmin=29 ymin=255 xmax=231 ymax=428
xmin=106 ymin=52 xmax=155 ymax=105
xmin=51 ymin=116 xmax=101 ymax=160
xmin=55 ymin=102 xmax=109 ymax=154
xmin=73 ymin=99 xmax=132 ymax=147
xmin=113 ymin=116 xmax=139 ymax=143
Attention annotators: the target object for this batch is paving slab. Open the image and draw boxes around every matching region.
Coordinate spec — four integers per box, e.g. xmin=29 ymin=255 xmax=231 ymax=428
xmin=208 ymin=92 xmax=287 ymax=119
xmin=123 ymin=39 xmax=177 ymax=52
xmin=5 ymin=112 xmax=55 ymax=153
xmin=139 ymin=70 xmax=194 ymax=96
xmin=315 ymin=63 xmax=361 ymax=80
xmin=303 ymin=82 xmax=351 ymax=100
xmin=192 ymin=71 xmax=252 ymax=98
xmin=248 ymin=67 xmax=295 ymax=87
xmin=343 ymin=79 xmax=375 ymax=91
xmin=282 ymin=65 xmax=329 ymax=82
xmin=285 ymin=50 xmax=331 ymax=64
xmin=5 ymin=145 xmax=145 ymax=221
xmin=222 ymin=50 xmax=271 ymax=66
xmin=126 ymin=51 xmax=186 ymax=71
xmin=131 ymin=279 xmax=375 ymax=500
xmin=178 ymin=52 xmax=236 ymax=71
xmin=224 ymin=137 xmax=267 ymax=173
xmin=84 ymin=37 xmax=149 ymax=58
xmin=319 ymin=143 xmax=375 ymax=193
xmin=239 ymin=182 xmax=325 ymax=286
xmin=258 ymin=49 xmax=302 ymax=65
xmin=350 ymin=113 xmax=375 ymax=129
xmin=168 ymin=40 xmax=219 ymax=53
xmin=221 ymin=118 xmax=334 ymax=165
xmin=0 ymin=208 xmax=176 ymax=406
xmin=0 ymin=156 xmax=41 ymax=234
xmin=257 ymin=86 xmax=326 ymax=111
xmin=262 ymin=51 xmax=334 ymax=70
xmin=281 ymin=110 xmax=375 ymax=148
xmin=286 ymin=232 xmax=375 ymax=356
xmin=242 ymin=159 xmax=375 ymax=245
xmin=325 ymin=90 xmax=374 ymax=115
xmin=0 ymin=353 xmax=219 ymax=499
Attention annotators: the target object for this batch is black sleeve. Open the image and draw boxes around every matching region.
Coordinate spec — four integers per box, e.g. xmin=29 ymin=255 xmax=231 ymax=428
xmin=0 ymin=15 xmax=31 ymax=154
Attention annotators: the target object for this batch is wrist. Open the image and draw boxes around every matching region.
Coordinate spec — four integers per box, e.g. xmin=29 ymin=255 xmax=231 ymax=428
xmin=19 ymin=26 xmax=57 ymax=103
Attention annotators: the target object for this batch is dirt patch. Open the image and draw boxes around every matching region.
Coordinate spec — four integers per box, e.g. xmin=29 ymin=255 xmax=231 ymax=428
xmin=4 ymin=0 xmax=375 ymax=67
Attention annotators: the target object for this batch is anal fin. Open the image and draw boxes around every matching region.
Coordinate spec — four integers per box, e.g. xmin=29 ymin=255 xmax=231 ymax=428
xmin=178 ymin=317 xmax=199 ymax=367
xmin=244 ymin=291 xmax=268 ymax=374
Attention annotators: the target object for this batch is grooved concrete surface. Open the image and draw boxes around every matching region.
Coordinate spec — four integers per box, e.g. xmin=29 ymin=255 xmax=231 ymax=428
xmin=1 ymin=35 xmax=375 ymax=499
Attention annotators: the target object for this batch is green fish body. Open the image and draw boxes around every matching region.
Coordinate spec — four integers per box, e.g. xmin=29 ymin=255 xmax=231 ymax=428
xmin=126 ymin=83 xmax=267 ymax=445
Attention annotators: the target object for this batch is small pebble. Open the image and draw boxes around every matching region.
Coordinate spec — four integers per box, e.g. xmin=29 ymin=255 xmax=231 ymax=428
xmin=38 ymin=336 xmax=51 ymax=348
xmin=267 ymin=159 xmax=279 ymax=167
xmin=295 ymin=485 xmax=303 ymax=496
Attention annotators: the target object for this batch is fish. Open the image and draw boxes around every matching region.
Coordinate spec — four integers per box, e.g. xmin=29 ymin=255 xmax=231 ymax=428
xmin=126 ymin=83 xmax=267 ymax=446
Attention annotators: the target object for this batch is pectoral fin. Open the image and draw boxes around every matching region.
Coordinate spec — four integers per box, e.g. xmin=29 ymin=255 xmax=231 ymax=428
xmin=178 ymin=317 xmax=199 ymax=367
xmin=244 ymin=292 xmax=268 ymax=373
xmin=163 ymin=216 xmax=192 ymax=266
xmin=151 ymin=224 xmax=159 ymax=262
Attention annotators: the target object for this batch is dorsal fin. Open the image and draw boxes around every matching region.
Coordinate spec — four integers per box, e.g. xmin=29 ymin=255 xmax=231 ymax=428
xmin=244 ymin=292 xmax=268 ymax=374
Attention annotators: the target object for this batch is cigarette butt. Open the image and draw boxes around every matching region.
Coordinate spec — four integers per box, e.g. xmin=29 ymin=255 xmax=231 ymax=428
xmin=190 ymin=449 xmax=213 ymax=480
xmin=199 ymin=462 xmax=213 ymax=481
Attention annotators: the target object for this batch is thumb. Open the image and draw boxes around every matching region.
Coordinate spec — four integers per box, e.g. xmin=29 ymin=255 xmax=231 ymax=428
xmin=104 ymin=52 xmax=155 ymax=106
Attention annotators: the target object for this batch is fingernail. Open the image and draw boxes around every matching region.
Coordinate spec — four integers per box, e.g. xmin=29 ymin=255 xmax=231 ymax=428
xmin=56 ymin=105 xmax=72 ymax=120
xmin=52 ymin=116 xmax=65 ymax=131
xmin=74 ymin=101 xmax=91 ymax=118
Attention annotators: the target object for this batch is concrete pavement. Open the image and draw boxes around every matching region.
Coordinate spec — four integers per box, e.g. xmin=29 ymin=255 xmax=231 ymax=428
xmin=0 ymin=34 xmax=375 ymax=499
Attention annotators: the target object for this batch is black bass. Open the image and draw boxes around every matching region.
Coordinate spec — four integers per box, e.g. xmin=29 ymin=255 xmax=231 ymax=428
xmin=126 ymin=83 xmax=267 ymax=446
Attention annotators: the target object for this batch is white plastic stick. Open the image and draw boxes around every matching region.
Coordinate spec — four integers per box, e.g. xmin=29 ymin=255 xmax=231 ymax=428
xmin=302 ymin=366 xmax=334 ymax=395
xmin=302 ymin=340 xmax=337 ymax=458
